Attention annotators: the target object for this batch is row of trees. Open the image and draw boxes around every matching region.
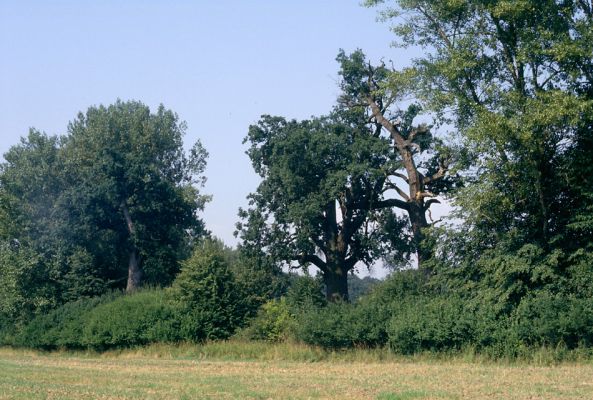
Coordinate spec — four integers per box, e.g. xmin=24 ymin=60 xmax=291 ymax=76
xmin=237 ymin=0 xmax=593 ymax=301
xmin=1 ymin=0 xmax=592 ymax=348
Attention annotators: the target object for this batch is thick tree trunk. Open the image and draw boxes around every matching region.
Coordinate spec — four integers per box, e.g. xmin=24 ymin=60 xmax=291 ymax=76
xmin=409 ymin=201 xmax=431 ymax=275
xmin=126 ymin=248 xmax=142 ymax=292
xmin=321 ymin=200 xmax=350 ymax=301
xmin=323 ymin=265 xmax=349 ymax=302
xmin=121 ymin=200 xmax=143 ymax=292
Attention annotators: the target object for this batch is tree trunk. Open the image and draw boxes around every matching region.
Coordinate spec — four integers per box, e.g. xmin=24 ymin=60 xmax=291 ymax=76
xmin=126 ymin=248 xmax=142 ymax=292
xmin=367 ymin=98 xmax=438 ymax=275
xmin=121 ymin=200 xmax=143 ymax=292
xmin=323 ymin=265 xmax=349 ymax=302
xmin=409 ymin=201 xmax=431 ymax=275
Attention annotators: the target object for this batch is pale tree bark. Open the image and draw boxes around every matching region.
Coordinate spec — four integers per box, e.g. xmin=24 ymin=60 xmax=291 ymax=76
xmin=366 ymin=92 xmax=447 ymax=275
xmin=121 ymin=200 xmax=142 ymax=292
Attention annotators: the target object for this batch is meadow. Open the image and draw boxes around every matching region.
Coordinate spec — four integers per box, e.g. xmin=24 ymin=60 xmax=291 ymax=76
xmin=1 ymin=344 xmax=593 ymax=400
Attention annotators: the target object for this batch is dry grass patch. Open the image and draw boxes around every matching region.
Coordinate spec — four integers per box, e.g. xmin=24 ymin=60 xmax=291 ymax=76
xmin=1 ymin=347 xmax=592 ymax=399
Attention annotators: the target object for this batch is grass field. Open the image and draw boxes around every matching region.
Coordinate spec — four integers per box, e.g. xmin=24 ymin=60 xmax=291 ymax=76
xmin=1 ymin=345 xmax=593 ymax=399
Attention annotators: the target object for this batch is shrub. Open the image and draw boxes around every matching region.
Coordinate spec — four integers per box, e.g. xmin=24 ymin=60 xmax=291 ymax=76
xmin=512 ymin=292 xmax=593 ymax=348
xmin=17 ymin=292 xmax=119 ymax=349
xmin=81 ymin=289 xmax=182 ymax=350
xmin=294 ymin=299 xmax=389 ymax=349
xmin=170 ymin=240 xmax=247 ymax=341
xmin=387 ymin=296 xmax=476 ymax=354
xmin=294 ymin=302 xmax=359 ymax=348
xmin=238 ymin=298 xmax=295 ymax=342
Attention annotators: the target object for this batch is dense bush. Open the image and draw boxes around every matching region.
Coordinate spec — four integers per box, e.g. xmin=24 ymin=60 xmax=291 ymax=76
xmin=170 ymin=240 xmax=247 ymax=341
xmin=386 ymin=296 xmax=476 ymax=354
xmin=16 ymin=290 xmax=182 ymax=350
xmin=294 ymin=300 xmax=389 ymax=349
xmin=6 ymin=263 xmax=593 ymax=357
xmin=16 ymin=292 xmax=119 ymax=349
xmin=290 ymin=275 xmax=398 ymax=348
xmin=512 ymin=292 xmax=593 ymax=348
xmin=81 ymin=289 xmax=183 ymax=349
xmin=237 ymin=298 xmax=295 ymax=342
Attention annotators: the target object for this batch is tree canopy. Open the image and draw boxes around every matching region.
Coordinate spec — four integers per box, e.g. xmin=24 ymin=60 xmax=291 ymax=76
xmin=365 ymin=0 xmax=593 ymax=302
xmin=0 ymin=100 xmax=208 ymax=317
xmin=239 ymin=107 xmax=415 ymax=300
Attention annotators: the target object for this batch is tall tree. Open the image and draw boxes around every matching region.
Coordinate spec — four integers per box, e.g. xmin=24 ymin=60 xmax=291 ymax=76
xmin=366 ymin=0 xmax=592 ymax=243
xmin=365 ymin=0 xmax=593 ymax=297
xmin=63 ymin=100 xmax=209 ymax=291
xmin=0 ymin=131 xmax=70 ymax=310
xmin=0 ymin=101 xmax=209 ymax=303
xmin=336 ymin=50 xmax=459 ymax=272
xmin=238 ymin=111 xmax=411 ymax=301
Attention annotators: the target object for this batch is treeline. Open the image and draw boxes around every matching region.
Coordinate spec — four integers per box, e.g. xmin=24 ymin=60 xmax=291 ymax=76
xmin=1 ymin=0 xmax=593 ymax=357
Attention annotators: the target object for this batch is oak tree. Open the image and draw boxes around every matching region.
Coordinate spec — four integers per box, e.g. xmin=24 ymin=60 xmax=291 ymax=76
xmin=238 ymin=111 xmax=412 ymax=301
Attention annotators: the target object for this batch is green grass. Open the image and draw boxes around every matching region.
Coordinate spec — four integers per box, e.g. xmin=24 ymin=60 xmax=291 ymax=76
xmin=1 ymin=343 xmax=593 ymax=399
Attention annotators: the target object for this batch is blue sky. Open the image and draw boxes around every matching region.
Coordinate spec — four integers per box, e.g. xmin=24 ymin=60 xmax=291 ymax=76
xmin=0 ymin=1 xmax=414 ymax=249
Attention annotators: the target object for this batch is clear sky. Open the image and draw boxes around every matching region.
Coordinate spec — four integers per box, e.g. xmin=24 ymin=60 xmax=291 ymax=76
xmin=0 ymin=1 xmax=414 ymax=250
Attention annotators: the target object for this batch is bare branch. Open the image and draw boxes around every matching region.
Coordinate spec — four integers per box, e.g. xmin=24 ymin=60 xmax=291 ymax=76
xmin=415 ymin=191 xmax=437 ymax=200
xmin=391 ymin=172 xmax=409 ymax=183
xmin=385 ymin=180 xmax=411 ymax=201
xmin=292 ymin=254 xmax=327 ymax=272
xmin=423 ymin=166 xmax=448 ymax=184
xmin=424 ymin=198 xmax=442 ymax=210
xmin=375 ymin=198 xmax=410 ymax=210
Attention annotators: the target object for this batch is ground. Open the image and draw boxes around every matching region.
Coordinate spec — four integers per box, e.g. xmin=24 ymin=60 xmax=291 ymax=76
xmin=1 ymin=347 xmax=592 ymax=399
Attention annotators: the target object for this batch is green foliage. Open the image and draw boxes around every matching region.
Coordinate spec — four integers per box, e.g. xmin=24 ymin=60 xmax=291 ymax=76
xmin=16 ymin=292 xmax=119 ymax=349
xmin=232 ymin=242 xmax=289 ymax=317
xmin=387 ymin=296 xmax=476 ymax=354
xmin=291 ymin=274 xmax=400 ymax=349
xmin=294 ymin=302 xmax=377 ymax=349
xmin=0 ymin=242 xmax=57 ymax=325
xmin=285 ymin=275 xmax=327 ymax=310
xmin=0 ymin=101 xmax=209 ymax=318
xmin=170 ymin=240 xmax=246 ymax=341
xmin=512 ymin=292 xmax=593 ymax=349
xmin=81 ymin=289 xmax=182 ymax=349
xmin=293 ymin=290 xmax=396 ymax=349
xmin=14 ymin=290 xmax=183 ymax=350
xmin=238 ymin=298 xmax=295 ymax=342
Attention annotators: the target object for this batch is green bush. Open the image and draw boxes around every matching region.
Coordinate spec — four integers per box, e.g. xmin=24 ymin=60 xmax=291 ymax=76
xmin=17 ymin=292 xmax=119 ymax=349
xmin=238 ymin=298 xmax=295 ymax=342
xmin=294 ymin=302 xmax=358 ymax=348
xmin=18 ymin=289 xmax=183 ymax=350
xmin=512 ymin=292 xmax=593 ymax=348
xmin=288 ymin=272 xmax=428 ymax=349
xmin=81 ymin=289 xmax=183 ymax=350
xmin=170 ymin=240 xmax=247 ymax=341
xmin=387 ymin=296 xmax=476 ymax=354
xmin=285 ymin=275 xmax=327 ymax=310
xmin=294 ymin=299 xmax=389 ymax=349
